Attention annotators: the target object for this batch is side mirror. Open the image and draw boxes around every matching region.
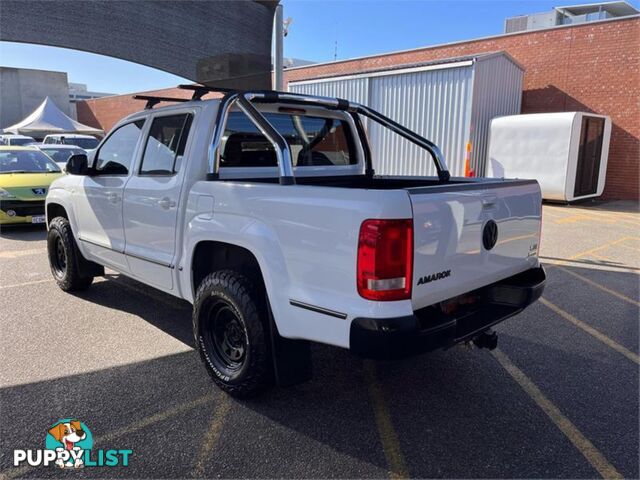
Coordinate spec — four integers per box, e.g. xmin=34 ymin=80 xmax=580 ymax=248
xmin=66 ymin=154 xmax=90 ymax=175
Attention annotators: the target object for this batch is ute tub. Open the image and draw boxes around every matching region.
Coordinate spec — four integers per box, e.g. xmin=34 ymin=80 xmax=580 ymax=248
xmin=349 ymin=266 xmax=546 ymax=359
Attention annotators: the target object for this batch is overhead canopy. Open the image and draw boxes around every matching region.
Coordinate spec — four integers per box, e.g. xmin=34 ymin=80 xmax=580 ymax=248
xmin=0 ymin=0 xmax=278 ymax=89
xmin=3 ymin=97 xmax=104 ymax=138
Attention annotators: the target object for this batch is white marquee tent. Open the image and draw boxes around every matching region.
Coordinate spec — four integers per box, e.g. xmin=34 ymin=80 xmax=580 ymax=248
xmin=2 ymin=97 xmax=104 ymax=138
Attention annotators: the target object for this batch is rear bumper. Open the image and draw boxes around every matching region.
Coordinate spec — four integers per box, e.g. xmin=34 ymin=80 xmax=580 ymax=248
xmin=349 ymin=266 xmax=546 ymax=359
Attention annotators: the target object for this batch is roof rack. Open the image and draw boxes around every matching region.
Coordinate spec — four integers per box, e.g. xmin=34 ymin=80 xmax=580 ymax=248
xmin=133 ymin=95 xmax=191 ymax=110
xmin=177 ymin=84 xmax=239 ymax=100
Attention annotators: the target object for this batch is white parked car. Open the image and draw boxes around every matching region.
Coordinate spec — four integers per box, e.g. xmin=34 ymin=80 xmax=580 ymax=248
xmin=45 ymin=87 xmax=545 ymax=397
xmin=0 ymin=134 xmax=36 ymax=146
xmin=36 ymin=144 xmax=86 ymax=171
xmin=42 ymin=134 xmax=99 ymax=150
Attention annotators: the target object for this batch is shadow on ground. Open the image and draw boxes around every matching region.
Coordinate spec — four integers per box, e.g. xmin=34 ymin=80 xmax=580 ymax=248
xmin=0 ymin=224 xmax=46 ymax=241
xmin=1 ymin=259 xmax=637 ymax=478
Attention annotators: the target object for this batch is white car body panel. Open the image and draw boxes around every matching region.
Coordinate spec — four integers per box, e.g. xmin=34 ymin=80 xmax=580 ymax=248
xmin=47 ymin=98 xmax=542 ymax=350
xmin=410 ymin=182 xmax=541 ymax=310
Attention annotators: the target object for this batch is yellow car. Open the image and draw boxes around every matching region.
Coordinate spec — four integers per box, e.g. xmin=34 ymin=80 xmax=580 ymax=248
xmin=0 ymin=146 xmax=63 ymax=225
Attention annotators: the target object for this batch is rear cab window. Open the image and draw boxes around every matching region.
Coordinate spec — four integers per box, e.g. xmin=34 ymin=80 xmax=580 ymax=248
xmin=218 ymin=105 xmax=362 ymax=178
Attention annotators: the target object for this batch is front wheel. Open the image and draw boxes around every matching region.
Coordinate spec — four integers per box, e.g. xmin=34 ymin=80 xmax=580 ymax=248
xmin=193 ymin=270 xmax=273 ymax=397
xmin=47 ymin=217 xmax=93 ymax=292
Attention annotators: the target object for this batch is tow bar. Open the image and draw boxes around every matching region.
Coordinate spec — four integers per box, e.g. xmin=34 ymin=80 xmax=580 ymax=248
xmin=472 ymin=329 xmax=498 ymax=350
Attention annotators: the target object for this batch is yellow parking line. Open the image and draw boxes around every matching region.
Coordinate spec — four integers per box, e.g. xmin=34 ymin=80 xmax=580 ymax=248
xmin=617 ymin=243 xmax=640 ymax=253
xmin=191 ymin=395 xmax=232 ymax=477
xmin=0 ymin=394 xmax=215 ymax=479
xmin=587 ymin=251 xmax=615 ymax=262
xmin=363 ymin=361 xmax=409 ymax=480
xmin=541 ymin=208 xmax=565 ymax=218
xmin=557 ymin=267 xmax=639 ymax=307
xmin=589 ymin=208 xmax=640 ymax=219
xmin=0 ymin=248 xmax=46 ymax=259
xmin=0 ymin=464 xmax=29 ymax=479
xmin=550 ymin=208 xmax=640 ymax=226
xmin=554 ymin=214 xmax=614 ymax=225
xmin=97 ymin=394 xmax=215 ymax=444
xmin=569 ymin=236 xmax=637 ymax=260
xmin=539 ymin=298 xmax=639 ymax=364
xmin=584 ymin=211 xmax=640 ymax=225
xmin=0 ymin=278 xmax=52 ymax=290
xmin=492 ymin=349 xmax=623 ymax=479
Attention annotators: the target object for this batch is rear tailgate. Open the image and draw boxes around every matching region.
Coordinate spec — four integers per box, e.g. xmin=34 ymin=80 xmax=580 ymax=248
xmin=409 ymin=179 xmax=542 ymax=310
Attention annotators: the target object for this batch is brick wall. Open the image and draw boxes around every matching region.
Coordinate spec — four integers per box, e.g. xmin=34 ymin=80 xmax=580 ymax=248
xmin=284 ymin=17 xmax=639 ymax=201
xmin=76 ymin=87 xmax=218 ymax=134
xmin=78 ymin=17 xmax=639 ymax=200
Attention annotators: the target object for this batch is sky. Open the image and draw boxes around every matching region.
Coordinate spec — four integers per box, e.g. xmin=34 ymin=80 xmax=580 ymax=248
xmin=1 ymin=0 xmax=638 ymax=95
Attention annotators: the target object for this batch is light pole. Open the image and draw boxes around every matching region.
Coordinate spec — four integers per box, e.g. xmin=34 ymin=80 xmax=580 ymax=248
xmin=273 ymin=5 xmax=292 ymax=91
xmin=274 ymin=5 xmax=284 ymax=91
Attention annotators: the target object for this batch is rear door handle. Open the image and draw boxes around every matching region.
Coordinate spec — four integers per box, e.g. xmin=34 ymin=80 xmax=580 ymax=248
xmin=106 ymin=192 xmax=119 ymax=203
xmin=158 ymin=197 xmax=176 ymax=210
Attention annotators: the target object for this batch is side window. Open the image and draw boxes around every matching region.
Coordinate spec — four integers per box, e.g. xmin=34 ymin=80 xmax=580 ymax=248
xmin=94 ymin=120 xmax=145 ymax=175
xmin=139 ymin=113 xmax=193 ymax=175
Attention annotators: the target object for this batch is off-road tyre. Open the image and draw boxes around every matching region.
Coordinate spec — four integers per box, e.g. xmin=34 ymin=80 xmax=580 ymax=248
xmin=193 ymin=270 xmax=273 ymax=397
xmin=47 ymin=216 xmax=93 ymax=291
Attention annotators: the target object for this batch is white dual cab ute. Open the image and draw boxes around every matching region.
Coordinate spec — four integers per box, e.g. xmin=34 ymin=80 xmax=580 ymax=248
xmin=46 ymin=85 xmax=546 ymax=397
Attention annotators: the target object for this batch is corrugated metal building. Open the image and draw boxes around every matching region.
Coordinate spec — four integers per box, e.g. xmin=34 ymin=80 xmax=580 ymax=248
xmin=289 ymin=52 xmax=524 ymax=177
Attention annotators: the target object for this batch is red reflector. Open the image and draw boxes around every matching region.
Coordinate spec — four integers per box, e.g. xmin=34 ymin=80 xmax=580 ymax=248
xmin=357 ymin=219 xmax=413 ymax=301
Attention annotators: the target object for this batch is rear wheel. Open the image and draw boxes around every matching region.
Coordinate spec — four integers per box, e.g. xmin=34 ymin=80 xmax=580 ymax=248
xmin=193 ymin=270 xmax=273 ymax=397
xmin=47 ymin=217 xmax=93 ymax=291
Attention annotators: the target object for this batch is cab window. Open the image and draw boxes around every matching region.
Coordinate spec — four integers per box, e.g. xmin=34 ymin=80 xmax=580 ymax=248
xmin=220 ymin=111 xmax=356 ymax=168
xmin=139 ymin=114 xmax=193 ymax=175
xmin=94 ymin=120 xmax=145 ymax=175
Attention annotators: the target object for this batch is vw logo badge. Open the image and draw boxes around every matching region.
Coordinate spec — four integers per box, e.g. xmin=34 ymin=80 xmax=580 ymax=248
xmin=32 ymin=188 xmax=46 ymax=195
xmin=483 ymin=220 xmax=498 ymax=250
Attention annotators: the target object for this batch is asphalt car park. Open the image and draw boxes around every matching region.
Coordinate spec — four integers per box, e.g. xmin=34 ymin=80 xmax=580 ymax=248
xmin=0 ymin=201 xmax=638 ymax=479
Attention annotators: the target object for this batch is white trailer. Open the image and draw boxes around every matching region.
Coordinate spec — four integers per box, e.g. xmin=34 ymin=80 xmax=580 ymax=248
xmin=487 ymin=112 xmax=611 ymax=202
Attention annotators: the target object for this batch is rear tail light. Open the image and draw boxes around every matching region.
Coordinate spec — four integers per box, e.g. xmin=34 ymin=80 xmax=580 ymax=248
xmin=357 ymin=219 xmax=413 ymax=301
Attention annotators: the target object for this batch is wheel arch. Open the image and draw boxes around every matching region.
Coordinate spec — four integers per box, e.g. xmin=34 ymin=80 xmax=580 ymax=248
xmin=191 ymin=240 xmax=266 ymax=298
xmin=46 ymin=202 xmax=69 ymax=223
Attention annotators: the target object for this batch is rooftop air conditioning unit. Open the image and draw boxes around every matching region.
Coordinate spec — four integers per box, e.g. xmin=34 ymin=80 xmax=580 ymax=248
xmin=486 ymin=112 xmax=611 ymax=202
